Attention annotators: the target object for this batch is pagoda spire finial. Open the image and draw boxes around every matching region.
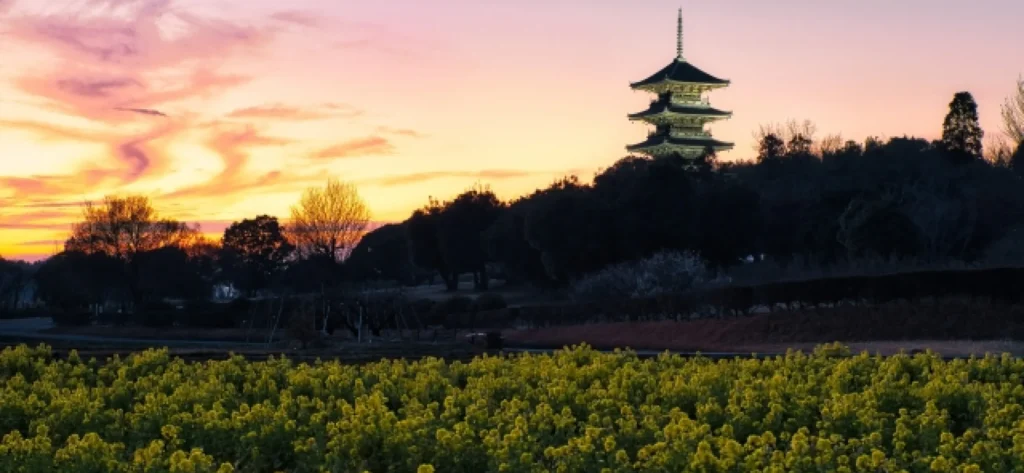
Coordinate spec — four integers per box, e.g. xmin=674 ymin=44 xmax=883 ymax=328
xmin=676 ymin=7 xmax=684 ymax=61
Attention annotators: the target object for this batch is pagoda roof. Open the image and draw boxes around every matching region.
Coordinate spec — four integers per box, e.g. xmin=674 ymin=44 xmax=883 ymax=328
xmin=631 ymin=58 xmax=729 ymax=88
xmin=628 ymin=102 xmax=731 ymax=120
xmin=627 ymin=134 xmax=734 ymax=151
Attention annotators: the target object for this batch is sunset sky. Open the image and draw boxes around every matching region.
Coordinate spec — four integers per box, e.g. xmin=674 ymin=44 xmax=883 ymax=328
xmin=1 ymin=0 xmax=1022 ymax=261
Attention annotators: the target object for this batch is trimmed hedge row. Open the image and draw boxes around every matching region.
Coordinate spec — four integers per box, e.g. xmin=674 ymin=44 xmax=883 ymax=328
xmin=511 ymin=266 xmax=1024 ymax=327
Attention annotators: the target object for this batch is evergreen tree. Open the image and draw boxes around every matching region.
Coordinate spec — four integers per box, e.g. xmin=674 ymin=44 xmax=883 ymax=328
xmin=942 ymin=91 xmax=984 ymax=162
xmin=757 ymin=133 xmax=785 ymax=162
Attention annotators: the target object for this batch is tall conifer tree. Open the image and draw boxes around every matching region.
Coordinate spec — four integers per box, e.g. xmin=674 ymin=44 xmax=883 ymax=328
xmin=942 ymin=91 xmax=984 ymax=162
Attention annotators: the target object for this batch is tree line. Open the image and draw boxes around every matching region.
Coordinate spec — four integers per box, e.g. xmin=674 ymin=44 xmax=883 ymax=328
xmin=2 ymin=85 xmax=1024 ymax=321
xmin=352 ymin=89 xmax=1024 ymax=290
xmin=5 ymin=179 xmax=368 ymax=318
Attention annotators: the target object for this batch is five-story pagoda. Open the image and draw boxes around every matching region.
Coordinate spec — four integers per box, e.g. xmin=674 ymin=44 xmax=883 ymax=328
xmin=627 ymin=9 xmax=733 ymax=158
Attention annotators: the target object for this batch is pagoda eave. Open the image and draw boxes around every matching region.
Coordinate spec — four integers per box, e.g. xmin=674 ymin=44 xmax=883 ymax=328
xmin=631 ymin=81 xmax=730 ymax=95
xmin=630 ymin=58 xmax=731 ymax=90
xmin=627 ymin=110 xmax=733 ymax=122
xmin=626 ymin=136 xmax=734 ymax=158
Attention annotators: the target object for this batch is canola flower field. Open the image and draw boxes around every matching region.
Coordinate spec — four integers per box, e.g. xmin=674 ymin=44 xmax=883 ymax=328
xmin=2 ymin=343 xmax=1024 ymax=473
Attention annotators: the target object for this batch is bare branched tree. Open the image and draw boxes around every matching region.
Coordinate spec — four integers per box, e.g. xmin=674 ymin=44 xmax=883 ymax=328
xmin=753 ymin=119 xmax=819 ymax=155
xmin=287 ymin=178 xmax=371 ymax=263
xmin=985 ymin=135 xmax=1014 ymax=167
xmin=66 ymin=195 xmax=197 ymax=261
xmin=1002 ymin=76 xmax=1024 ymax=145
xmin=63 ymin=195 xmax=201 ymax=310
xmin=817 ymin=133 xmax=844 ymax=157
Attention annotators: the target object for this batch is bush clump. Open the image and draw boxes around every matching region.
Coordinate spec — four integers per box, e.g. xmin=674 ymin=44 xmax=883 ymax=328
xmin=571 ymin=251 xmax=712 ymax=303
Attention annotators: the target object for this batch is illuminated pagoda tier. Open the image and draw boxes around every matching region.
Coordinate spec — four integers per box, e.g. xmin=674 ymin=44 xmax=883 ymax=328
xmin=627 ymin=9 xmax=733 ymax=158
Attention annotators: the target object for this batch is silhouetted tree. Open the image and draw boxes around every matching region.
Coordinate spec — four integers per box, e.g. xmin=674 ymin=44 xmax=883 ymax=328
xmin=136 ymin=246 xmax=211 ymax=302
xmin=435 ymin=184 xmax=505 ymax=291
xmin=696 ymin=181 xmax=760 ymax=268
xmin=64 ymin=195 xmax=198 ymax=310
xmin=786 ymin=133 xmax=814 ymax=158
xmin=818 ymin=134 xmax=844 ymax=157
xmin=864 ymin=136 xmax=884 ymax=154
xmin=346 ymin=223 xmax=417 ymax=285
xmin=594 ymin=156 xmax=696 ymax=260
xmin=288 ymin=178 xmax=370 ymax=263
xmin=942 ymin=91 xmax=984 ymax=162
xmin=482 ymin=199 xmax=548 ymax=286
xmin=406 ymin=198 xmax=453 ymax=289
xmin=1002 ymin=76 xmax=1024 ymax=145
xmin=524 ymin=178 xmax=615 ymax=283
xmin=692 ymin=147 xmax=717 ymax=179
xmin=836 ymin=190 xmax=920 ymax=261
xmin=65 ymin=195 xmax=197 ymax=259
xmin=0 ymin=258 xmax=33 ymax=314
xmin=755 ymin=120 xmax=818 ymax=156
xmin=35 ymin=251 xmax=121 ymax=312
xmin=1014 ymin=141 xmax=1024 ymax=175
xmin=281 ymin=254 xmax=344 ymax=293
xmin=757 ymin=133 xmax=785 ymax=163
xmin=221 ymin=215 xmax=293 ymax=294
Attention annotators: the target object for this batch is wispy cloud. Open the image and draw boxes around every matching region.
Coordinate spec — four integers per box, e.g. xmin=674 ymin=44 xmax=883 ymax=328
xmin=0 ymin=208 xmax=78 ymax=231
xmin=311 ymin=136 xmax=395 ymax=159
xmin=163 ymin=124 xmax=292 ymax=199
xmin=56 ymin=78 xmax=143 ymax=98
xmin=0 ymin=119 xmax=111 ymax=142
xmin=376 ymin=126 xmax=424 ymax=138
xmin=270 ymin=10 xmax=321 ymax=28
xmin=0 ymin=174 xmax=109 ymax=201
xmin=373 ymin=170 xmax=536 ymax=187
xmin=226 ymin=103 xmax=361 ymax=121
xmin=14 ymin=240 xmax=65 ymax=247
xmin=115 ymin=107 xmax=168 ymax=117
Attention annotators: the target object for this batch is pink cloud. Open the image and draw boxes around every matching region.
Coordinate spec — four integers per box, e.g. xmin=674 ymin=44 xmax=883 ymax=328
xmin=1 ymin=176 xmax=86 ymax=200
xmin=7 ymin=0 xmax=267 ymax=123
xmin=56 ymin=78 xmax=143 ymax=98
xmin=0 ymin=207 xmax=78 ymax=231
xmin=226 ymin=103 xmax=361 ymax=121
xmin=115 ymin=107 xmax=167 ymax=117
xmin=10 ymin=0 xmax=268 ymax=67
xmin=162 ymin=124 xmax=292 ymax=199
xmin=0 ymin=0 xmax=295 ymax=207
xmin=372 ymin=170 xmax=536 ymax=187
xmin=114 ymin=122 xmax=183 ymax=182
xmin=376 ymin=126 xmax=424 ymax=138
xmin=270 ymin=10 xmax=321 ymax=28
xmin=311 ymin=137 xmax=395 ymax=159
xmin=0 ymin=119 xmax=111 ymax=142
xmin=0 ymin=170 xmax=117 ymax=202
